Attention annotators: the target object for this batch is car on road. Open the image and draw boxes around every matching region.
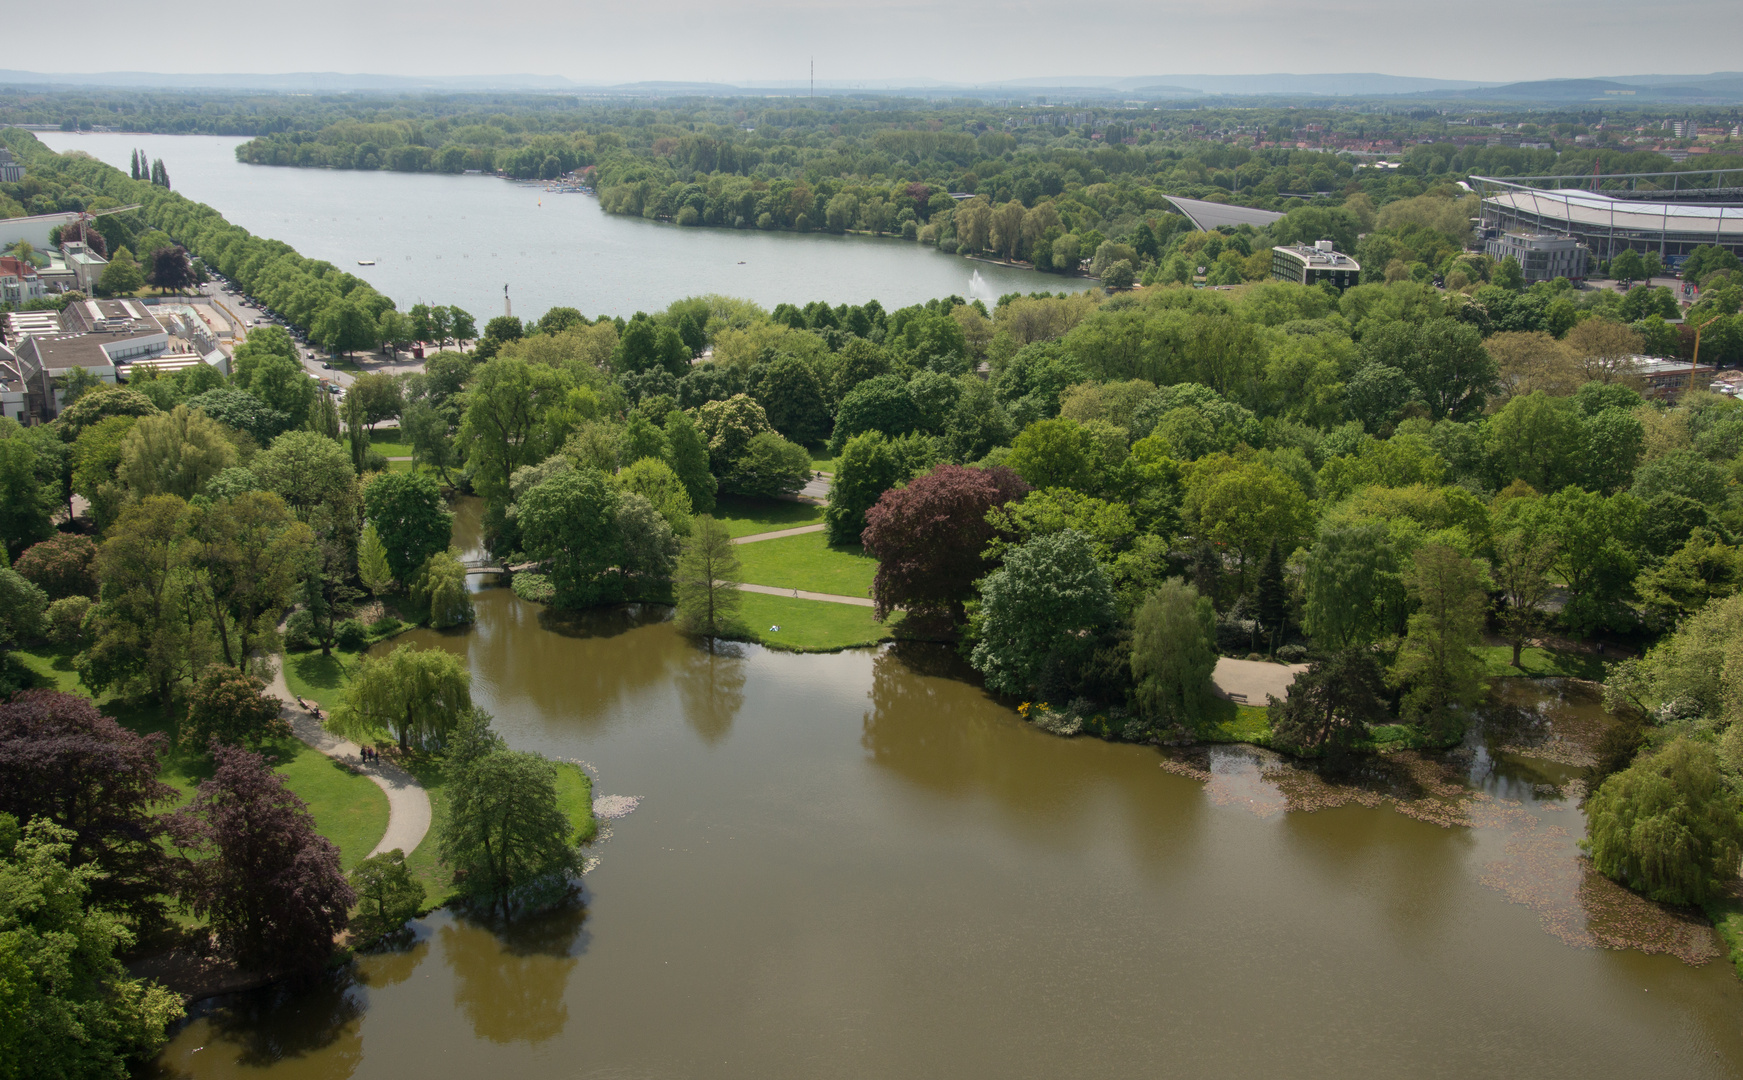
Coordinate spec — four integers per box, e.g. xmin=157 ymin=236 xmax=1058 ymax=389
xmin=321 ymin=362 xmax=332 ymax=369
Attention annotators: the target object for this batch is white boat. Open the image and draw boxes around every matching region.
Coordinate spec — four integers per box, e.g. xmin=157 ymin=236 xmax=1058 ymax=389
xmin=357 ymin=258 xmax=376 ymax=266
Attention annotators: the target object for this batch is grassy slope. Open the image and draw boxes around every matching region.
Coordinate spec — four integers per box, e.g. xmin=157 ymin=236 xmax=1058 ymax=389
xmin=709 ymin=495 xmax=825 ymax=538
xmin=11 ymin=648 xmax=388 ymax=869
xmin=737 ymin=592 xmax=892 ymax=652
xmin=734 ymin=532 xmax=877 ymax=598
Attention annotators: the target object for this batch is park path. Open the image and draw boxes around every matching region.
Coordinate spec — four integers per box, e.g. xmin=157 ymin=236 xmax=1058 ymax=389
xmin=732 ymin=524 xmax=826 ymax=544
xmin=738 ymin=581 xmax=874 ymax=607
xmin=1210 ymin=657 xmax=1309 ymax=706
xmin=266 ymin=658 xmax=432 ymax=860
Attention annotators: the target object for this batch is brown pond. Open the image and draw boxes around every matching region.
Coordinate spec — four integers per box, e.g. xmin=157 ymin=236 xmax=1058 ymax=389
xmin=148 ymin=523 xmax=1743 ymax=1077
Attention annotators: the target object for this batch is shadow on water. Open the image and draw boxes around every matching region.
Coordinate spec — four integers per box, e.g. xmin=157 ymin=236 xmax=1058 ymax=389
xmin=442 ymin=899 xmax=590 ymax=1045
xmin=177 ymin=974 xmax=366 ymax=1077
xmin=676 ymin=640 xmax=747 ymax=744
xmin=537 ymin=601 xmax=674 ymax=641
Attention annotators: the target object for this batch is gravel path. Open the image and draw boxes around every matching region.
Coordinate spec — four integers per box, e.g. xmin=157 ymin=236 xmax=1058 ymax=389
xmin=1211 ymin=657 xmax=1309 ymax=705
xmin=737 ymin=581 xmax=874 ymax=607
xmin=732 ymin=524 xmax=827 ymax=544
xmin=266 ymin=658 xmax=432 ymax=859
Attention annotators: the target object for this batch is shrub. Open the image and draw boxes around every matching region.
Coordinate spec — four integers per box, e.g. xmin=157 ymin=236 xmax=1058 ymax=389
xmin=284 ymin=609 xmax=317 ymax=651
xmin=334 ymin=619 xmax=369 ymax=651
xmin=511 ymin=572 xmax=555 ymax=604
xmin=44 ymin=595 xmax=92 ymax=647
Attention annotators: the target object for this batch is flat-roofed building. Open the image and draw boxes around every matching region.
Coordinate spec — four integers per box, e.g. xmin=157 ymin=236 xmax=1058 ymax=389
xmin=1486 ymin=231 xmax=1589 ymax=282
xmin=61 ymin=242 xmax=108 ymax=294
xmin=1628 ymin=354 xmax=1716 ymax=398
xmin=0 ymin=343 xmax=29 ymax=424
xmin=5 ymin=299 xmax=178 ymax=420
xmin=1272 ymin=241 xmax=1361 ymax=290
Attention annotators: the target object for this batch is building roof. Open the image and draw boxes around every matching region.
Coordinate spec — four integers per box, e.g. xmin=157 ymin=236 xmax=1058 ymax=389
xmin=7 ymin=300 xmax=167 ymax=373
xmin=0 ymin=343 xmax=24 ymax=396
xmin=1161 ymin=195 xmax=1287 ymax=232
xmin=1481 ymin=187 xmax=1743 ymax=240
xmin=0 ymin=256 xmax=40 ymax=280
xmin=1273 ymin=243 xmax=1361 ymax=272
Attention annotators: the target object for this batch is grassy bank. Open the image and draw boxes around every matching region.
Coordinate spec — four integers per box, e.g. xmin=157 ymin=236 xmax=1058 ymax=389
xmin=711 ymin=494 xmax=824 ymax=538
xmin=737 ymin=592 xmax=892 ymax=652
xmin=735 ymin=531 xmax=877 ymax=598
xmin=10 ymin=648 xmax=389 ymax=869
xmin=1476 ymin=645 xmax=1610 ymax=681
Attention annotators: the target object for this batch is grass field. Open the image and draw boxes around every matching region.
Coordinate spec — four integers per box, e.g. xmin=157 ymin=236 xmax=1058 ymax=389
xmin=709 ymin=495 xmax=825 ymax=538
xmin=1199 ymin=703 xmax=1273 ymax=745
xmin=737 ymin=592 xmax=892 ymax=651
xmin=347 ymin=426 xmax=412 ymax=459
xmin=1476 ymin=645 xmax=1610 ymax=681
xmin=734 ymin=531 xmax=877 ymax=598
xmin=806 ymin=446 xmax=836 ymax=474
xmin=11 ymin=648 xmax=388 ymax=868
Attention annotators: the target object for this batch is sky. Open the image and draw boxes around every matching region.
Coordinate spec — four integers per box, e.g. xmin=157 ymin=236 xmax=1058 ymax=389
xmin=57 ymin=0 xmax=1743 ymax=86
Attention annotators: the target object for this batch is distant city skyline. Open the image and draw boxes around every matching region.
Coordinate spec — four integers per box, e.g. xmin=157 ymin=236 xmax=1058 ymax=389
xmin=52 ymin=0 xmax=1743 ymax=88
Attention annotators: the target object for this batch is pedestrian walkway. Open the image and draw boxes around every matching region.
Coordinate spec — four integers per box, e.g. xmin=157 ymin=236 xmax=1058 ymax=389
xmin=1210 ymin=657 xmax=1308 ymax=705
xmin=266 ymin=659 xmax=432 ymax=859
xmin=732 ymin=523 xmax=827 ymax=544
xmin=738 ymin=581 xmax=874 ymax=607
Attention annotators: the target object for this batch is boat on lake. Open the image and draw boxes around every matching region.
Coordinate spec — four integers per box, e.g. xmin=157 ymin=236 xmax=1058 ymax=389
xmin=357 ymin=258 xmax=376 ymax=266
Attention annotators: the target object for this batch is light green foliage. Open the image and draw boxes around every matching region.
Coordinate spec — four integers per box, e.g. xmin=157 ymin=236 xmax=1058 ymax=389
xmin=1317 ymin=432 xmax=1446 ymax=502
xmin=516 ymin=467 xmax=622 ymax=606
xmin=970 ymin=530 xmax=1114 ymax=696
xmin=0 ymin=815 xmax=183 ymax=1078
xmin=1635 ymin=528 xmax=1743 ymax=631
xmin=1585 ymin=739 xmax=1743 ymax=906
xmin=117 ymin=405 xmax=237 ymax=500
xmin=413 ymin=550 xmax=474 ymax=629
xmin=720 ymin=431 xmax=812 ymax=499
xmin=1130 ymin=578 xmax=1217 ymax=726
xmin=615 ymin=456 xmax=693 ymax=536
xmin=1604 ymin=592 xmax=1743 ymax=727
xmin=357 ymin=523 xmax=394 ymax=596
xmin=1183 ymin=455 xmax=1312 ymax=583
xmin=824 ymin=430 xmax=937 ymax=544
xmin=1391 ymin=543 xmax=1489 ymax=736
xmin=347 ymin=848 xmax=425 ymax=946
xmin=329 ymin=643 xmax=472 ymax=752
xmin=662 ymin=409 xmax=717 ymax=514
xmin=457 ymin=356 xmax=570 ymax=506
xmin=362 ymin=471 xmax=452 ymax=583
xmin=986 ymin=487 xmax=1136 ymax=565
xmin=252 ymin=429 xmax=358 ymax=524
xmin=439 ymin=748 xmax=580 ymax=909
xmin=1007 ymin=417 xmax=1101 ymax=492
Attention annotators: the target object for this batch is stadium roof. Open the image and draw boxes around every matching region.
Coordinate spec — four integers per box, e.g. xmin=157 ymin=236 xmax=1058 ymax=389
xmin=1161 ymin=195 xmax=1287 ymax=232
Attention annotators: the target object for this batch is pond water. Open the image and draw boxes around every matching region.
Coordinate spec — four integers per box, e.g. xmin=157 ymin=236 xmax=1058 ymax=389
xmin=36 ymin=132 xmax=1090 ymax=321
xmin=144 ymin=505 xmax=1743 ymax=1077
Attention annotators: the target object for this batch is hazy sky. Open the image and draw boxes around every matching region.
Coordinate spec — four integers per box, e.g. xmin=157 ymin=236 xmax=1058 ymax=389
xmin=69 ymin=0 xmax=1743 ymax=85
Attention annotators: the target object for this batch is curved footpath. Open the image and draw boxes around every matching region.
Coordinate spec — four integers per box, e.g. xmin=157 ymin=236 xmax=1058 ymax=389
xmin=266 ymin=659 xmax=431 ymax=859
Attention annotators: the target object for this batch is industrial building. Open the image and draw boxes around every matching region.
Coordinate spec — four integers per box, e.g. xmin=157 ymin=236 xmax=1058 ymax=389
xmin=2 ymin=298 xmax=222 ymax=422
xmin=1484 ymin=232 xmax=1590 ymax=283
xmin=1473 ymin=168 xmax=1743 ymax=266
xmin=1271 ymin=240 xmax=1361 ymax=289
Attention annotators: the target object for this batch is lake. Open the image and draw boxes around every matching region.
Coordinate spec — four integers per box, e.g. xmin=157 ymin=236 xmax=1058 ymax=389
xmin=37 ymin=132 xmax=1091 ymax=322
xmin=142 ymin=504 xmax=1743 ymax=1079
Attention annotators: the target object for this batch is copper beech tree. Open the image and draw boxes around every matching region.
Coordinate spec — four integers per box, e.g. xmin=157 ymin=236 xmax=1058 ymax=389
xmin=860 ymin=463 xmax=1029 ymax=625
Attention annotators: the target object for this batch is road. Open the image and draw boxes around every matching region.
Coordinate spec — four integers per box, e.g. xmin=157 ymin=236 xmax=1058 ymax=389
xmin=196 ymin=278 xmax=436 ymax=392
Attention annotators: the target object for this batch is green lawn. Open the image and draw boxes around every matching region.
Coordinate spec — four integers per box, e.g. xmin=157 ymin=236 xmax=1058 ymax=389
xmin=347 ymin=426 xmax=412 ymax=459
xmin=737 ymin=592 xmax=892 ymax=652
xmin=1199 ymin=703 xmax=1273 ymax=745
xmin=1476 ymin=645 xmax=1611 ymax=681
xmin=282 ymin=649 xmax=360 ymax=713
xmin=806 ymin=446 xmax=836 ymax=474
xmin=709 ymin=495 xmax=825 ymax=538
xmin=734 ymin=531 xmax=877 ymax=598
xmin=11 ymin=648 xmax=388 ymax=868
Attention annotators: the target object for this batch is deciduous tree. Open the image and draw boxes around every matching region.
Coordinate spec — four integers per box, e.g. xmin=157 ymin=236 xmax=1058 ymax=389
xmin=970 ymin=529 xmax=1113 ymax=696
xmin=328 ymin=643 xmax=471 ymax=752
xmin=862 ymin=463 xmax=1029 ymax=622
xmin=182 ymin=664 xmax=288 ymax=750
xmin=362 ymin=472 xmax=452 ymax=584
xmin=439 ymin=748 xmax=579 ymax=912
xmin=1129 ymin=578 xmax=1217 ymax=725
xmin=1269 ymin=649 xmax=1391 ymax=759
xmin=674 ymin=515 xmax=742 ymax=639
xmin=1585 ymin=738 xmax=1743 ymax=906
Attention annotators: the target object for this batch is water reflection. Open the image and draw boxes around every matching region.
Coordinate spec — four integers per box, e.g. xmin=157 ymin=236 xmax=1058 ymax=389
xmin=160 ymin=974 xmax=366 ymax=1079
xmin=442 ymin=901 xmax=589 ymax=1045
xmin=675 ymin=641 xmax=747 ymax=743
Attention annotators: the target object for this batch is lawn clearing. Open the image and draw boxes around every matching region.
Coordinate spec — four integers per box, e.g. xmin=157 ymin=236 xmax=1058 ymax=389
xmin=1476 ymin=646 xmax=1610 ymax=681
xmin=1199 ymin=703 xmax=1273 ymax=745
xmin=738 ymin=592 xmax=892 ymax=651
xmin=734 ymin=531 xmax=877 ymax=598
xmin=709 ymin=494 xmax=825 ymax=538
xmin=806 ymin=445 xmax=836 ymax=474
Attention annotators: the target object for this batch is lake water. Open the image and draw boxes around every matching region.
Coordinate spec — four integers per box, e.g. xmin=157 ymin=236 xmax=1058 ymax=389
xmin=141 ymin=503 xmax=1743 ymax=1079
xmin=37 ymin=132 xmax=1089 ymax=322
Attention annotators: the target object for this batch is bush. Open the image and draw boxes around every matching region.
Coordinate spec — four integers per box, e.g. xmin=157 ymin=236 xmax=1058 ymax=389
xmin=368 ymin=615 xmax=402 ymax=637
xmin=511 ymin=572 xmax=555 ymax=604
xmin=1276 ymin=643 xmax=1308 ymax=663
xmin=44 ymin=595 xmax=92 ymax=647
xmin=334 ymin=619 xmax=369 ymax=651
xmin=364 ymin=448 xmax=390 ymax=473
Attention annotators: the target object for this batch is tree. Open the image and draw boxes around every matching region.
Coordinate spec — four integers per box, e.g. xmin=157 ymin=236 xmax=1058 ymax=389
xmin=168 ymin=742 xmax=354 ymax=972
xmin=347 ymin=848 xmax=425 ymax=947
xmin=0 ymin=436 xmax=55 ymax=559
xmin=348 ymin=373 xmax=404 ymax=430
xmin=615 ymin=456 xmax=692 ymax=536
xmin=971 ymin=530 xmax=1114 ymax=696
xmin=402 ymin=399 xmax=460 ymax=486
xmin=1184 ymin=457 xmax=1312 ymax=586
xmin=13 ymin=533 xmax=98 ymax=600
xmin=439 ymin=748 xmax=579 ymax=911
xmin=456 ymin=356 xmax=568 ymax=507
xmin=251 ymin=430 xmax=358 ymax=525
xmin=753 ymin=357 xmax=831 ymax=446
xmin=357 ymin=523 xmax=394 ymax=596
xmin=1129 ymin=579 xmax=1217 ymax=725
xmin=1585 ymin=738 xmax=1743 ymax=906
xmin=614 ymin=493 xmax=679 ymax=593
xmin=192 ymin=491 xmax=315 ymax=668
xmin=1391 ymin=543 xmax=1489 ymax=737
xmin=719 ymin=430 xmax=810 ymax=499
xmin=182 ymin=664 xmax=288 ymax=751
xmin=0 ymin=690 xmax=179 ymax=921
xmin=828 ymin=374 xmax=921 ymax=454
xmin=362 ymin=472 xmax=452 ymax=583
xmin=187 ymin=388 xmax=291 ymax=444
xmin=118 ymin=405 xmax=238 ymax=499
xmin=0 ymin=815 xmax=183 ymax=1077
xmin=1007 ymin=417 xmax=1099 ymax=492
xmin=1635 ymin=527 xmax=1743 ymax=630
xmin=1268 ymin=649 xmax=1391 ymax=759
xmin=328 ymin=643 xmax=471 ymax=752
xmin=55 ymin=385 xmax=157 ymax=440
xmin=674 ymin=515 xmax=742 ymax=639
xmin=81 ymin=496 xmax=211 ymax=707
xmin=862 ymin=464 xmax=1030 ymax=622
xmin=1100 ymin=259 xmax=1136 ymax=290
xmin=343 ymin=387 xmax=369 ymax=476
xmin=1489 ymin=498 xmax=1560 ymax=667
xmin=1254 ymin=540 xmax=1289 ymax=654
xmin=517 ymin=468 xmax=622 ymax=607
xmin=413 ymin=550 xmax=474 ymax=629
xmin=310 ymin=299 xmax=377 ymax=357
xmin=825 ymin=431 xmax=935 ymax=545
xmin=145 ymin=245 xmax=194 ymax=294
xmin=96 ymin=249 xmax=144 ymax=298
xmin=1358 ymin=318 xmax=1496 ymax=421
xmin=662 ymin=409 xmax=717 ymax=514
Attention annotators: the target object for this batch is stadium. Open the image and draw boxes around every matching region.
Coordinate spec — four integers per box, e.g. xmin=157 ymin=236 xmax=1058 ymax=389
xmin=1472 ymin=167 xmax=1743 ymax=269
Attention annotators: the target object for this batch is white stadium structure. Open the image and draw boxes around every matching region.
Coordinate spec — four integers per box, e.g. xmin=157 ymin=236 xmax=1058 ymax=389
xmin=1472 ymin=168 xmax=1743 ymax=268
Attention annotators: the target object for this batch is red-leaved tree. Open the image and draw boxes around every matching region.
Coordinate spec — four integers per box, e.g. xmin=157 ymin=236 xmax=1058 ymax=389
xmin=169 ymin=742 xmax=355 ymax=973
xmin=0 ymin=689 xmax=178 ymax=921
xmin=13 ymin=533 xmax=99 ymax=600
xmin=861 ymin=464 xmax=1029 ymax=623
